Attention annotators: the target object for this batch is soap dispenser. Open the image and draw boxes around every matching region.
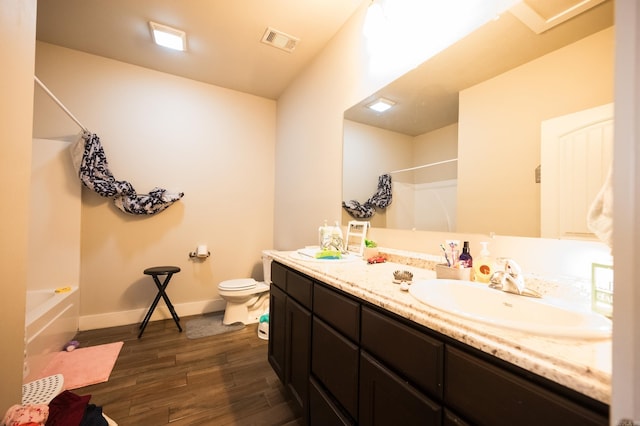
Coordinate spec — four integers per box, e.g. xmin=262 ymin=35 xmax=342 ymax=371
xmin=318 ymin=220 xmax=331 ymax=248
xmin=473 ymin=242 xmax=493 ymax=283
xmin=331 ymin=221 xmax=344 ymax=252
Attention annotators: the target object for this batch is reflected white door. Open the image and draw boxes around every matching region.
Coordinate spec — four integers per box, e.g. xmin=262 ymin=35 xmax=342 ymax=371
xmin=540 ymin=103 xmax=613 ymax=239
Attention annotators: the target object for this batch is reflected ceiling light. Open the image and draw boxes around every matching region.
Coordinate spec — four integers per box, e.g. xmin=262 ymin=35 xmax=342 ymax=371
xmin=368 ymin=98 xmax=395 ymax=112
xmin=149 ymin=21 xmax=187 ymax=51
xmin=363 ymin=0 xmax=519 ymax=76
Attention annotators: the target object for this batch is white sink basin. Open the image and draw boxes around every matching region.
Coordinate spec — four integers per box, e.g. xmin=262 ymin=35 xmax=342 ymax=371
xmin=409 ymin=279 xmax=612 ymax=340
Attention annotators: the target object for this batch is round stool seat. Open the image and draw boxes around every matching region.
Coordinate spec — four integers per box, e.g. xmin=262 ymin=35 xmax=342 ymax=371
xmin=144 ymin=266 xmax=180 ymax=275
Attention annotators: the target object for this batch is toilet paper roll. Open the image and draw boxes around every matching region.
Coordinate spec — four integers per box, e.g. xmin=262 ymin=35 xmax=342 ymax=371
xmin=196 ymin=245 xmax=208 ymax=258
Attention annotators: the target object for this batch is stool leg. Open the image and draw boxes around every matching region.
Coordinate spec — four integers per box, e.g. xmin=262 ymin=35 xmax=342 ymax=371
xmin=138 ymin=272 xmax=182 ymax=338
xmin=138 ymin=288 xmax=163 ymax=338
xmin=155 ymin=275 xmax=182 ymax=332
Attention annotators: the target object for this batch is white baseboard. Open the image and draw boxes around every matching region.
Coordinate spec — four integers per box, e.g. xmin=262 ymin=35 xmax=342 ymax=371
xmin=78 ymin=299 xmax=227 ymax=331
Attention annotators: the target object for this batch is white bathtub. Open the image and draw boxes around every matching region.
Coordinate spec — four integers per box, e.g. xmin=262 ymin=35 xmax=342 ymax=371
xmin=23 ymin=286 xmax=79 ymax=382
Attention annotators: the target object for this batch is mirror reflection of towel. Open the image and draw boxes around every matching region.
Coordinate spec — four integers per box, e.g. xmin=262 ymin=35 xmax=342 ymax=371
xmin=587 ymin=168 xmax=612 ymax=250
xmin=342 ymin=174 xmax=392 ymax=218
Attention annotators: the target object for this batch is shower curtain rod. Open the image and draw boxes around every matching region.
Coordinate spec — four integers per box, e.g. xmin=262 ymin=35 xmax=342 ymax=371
xmin=389 ymin=158 xmax=458 ymax=174
xmin=34 ymin=76 xmax=88 ymax=132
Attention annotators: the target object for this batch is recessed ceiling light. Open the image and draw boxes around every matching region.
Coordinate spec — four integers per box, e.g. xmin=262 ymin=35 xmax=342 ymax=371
xmin=368 ymin=98 xmax=395 ymax=113
xmin=149 ymin=21 xmax=187 ymax=51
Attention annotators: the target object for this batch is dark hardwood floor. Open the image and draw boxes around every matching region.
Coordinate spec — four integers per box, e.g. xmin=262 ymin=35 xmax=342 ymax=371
xmin=72 ymin=315 xmax=302 ymax=425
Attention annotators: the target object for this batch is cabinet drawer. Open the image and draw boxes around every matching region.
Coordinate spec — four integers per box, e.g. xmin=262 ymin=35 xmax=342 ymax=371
xmin=313 ymin=283 xmax=360 ymax=342
xmin=359 ymin=351 xmax=442 ymax=426
xmin=445 ymin=346 xmax=608 ymax=426
xmin=361 ymin=306 xmax=443 ymax=399
xmin=287 ymin=270 xmax=313 ymax=309
xmin=271 ymin=262 xmax=287 ymax=291
xmin=312 ymin=317 xmax=359 ymax=420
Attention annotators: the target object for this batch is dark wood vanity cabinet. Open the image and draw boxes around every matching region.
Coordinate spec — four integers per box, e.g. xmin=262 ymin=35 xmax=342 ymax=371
xmin=268 ymin=262 xmax=312 ymax=421
xmin=268 ymin=261 xmax=608 ymax=426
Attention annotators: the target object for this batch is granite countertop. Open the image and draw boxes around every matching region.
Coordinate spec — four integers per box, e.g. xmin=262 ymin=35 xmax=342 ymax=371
xmin=264 ymin=249 xmax=612 ymax=405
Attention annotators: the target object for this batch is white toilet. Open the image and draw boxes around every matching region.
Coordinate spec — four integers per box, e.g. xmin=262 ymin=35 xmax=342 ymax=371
xmin=217 ymin=256 xmax=271 ymax=325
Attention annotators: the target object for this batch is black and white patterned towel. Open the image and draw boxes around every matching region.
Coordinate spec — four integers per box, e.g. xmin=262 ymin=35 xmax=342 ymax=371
xmin=342 ymin=173 xmax=392 ymax=218
xmin=70 ymin=132 xmax=184 ymax=215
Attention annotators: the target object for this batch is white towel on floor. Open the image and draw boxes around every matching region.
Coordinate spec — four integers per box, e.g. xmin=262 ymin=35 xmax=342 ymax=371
xmin=587 ymin=168 xmax=613 ymax=250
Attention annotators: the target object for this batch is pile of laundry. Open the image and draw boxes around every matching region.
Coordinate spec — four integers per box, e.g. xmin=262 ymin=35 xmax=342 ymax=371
xmin=2 ymin=390 xmax=111 ymax=426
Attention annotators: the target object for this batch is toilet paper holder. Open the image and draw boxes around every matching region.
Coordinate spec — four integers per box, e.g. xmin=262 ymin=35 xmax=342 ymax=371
xmin=189 ymin=245 xmax=210 ymax=259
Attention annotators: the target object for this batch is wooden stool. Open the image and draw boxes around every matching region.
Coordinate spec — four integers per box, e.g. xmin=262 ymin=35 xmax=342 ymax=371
xmin=138 ymin=266 xmax=182 ymax=338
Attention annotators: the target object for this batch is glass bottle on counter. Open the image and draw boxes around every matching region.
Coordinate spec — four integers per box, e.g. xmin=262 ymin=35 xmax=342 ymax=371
xmin=458 ymin=241 xmax=473 ymax=268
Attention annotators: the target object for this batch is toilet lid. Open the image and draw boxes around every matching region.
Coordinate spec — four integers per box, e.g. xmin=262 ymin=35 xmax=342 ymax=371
xmin=218 ymin=278 xmax=257 ymax=291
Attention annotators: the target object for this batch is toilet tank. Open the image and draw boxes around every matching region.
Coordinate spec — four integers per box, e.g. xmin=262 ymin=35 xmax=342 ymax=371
xmin=262 ymin=255 xmax=273 ymax=284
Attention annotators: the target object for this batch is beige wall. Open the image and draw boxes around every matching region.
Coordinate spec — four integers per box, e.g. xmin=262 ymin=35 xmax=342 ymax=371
xmin=274 ymin=7 xmax=371 ymax=250
xmin=457 ymin=27 xmax=614 ymax=237
xmin=413 ymin=123 xmax=458 ymax=183
xmin=343 ymin=120 xmax=413 ymax=200
xmin=611 ymin=0 xmax=640 ymax=418
xmin=34 ymin=42 xmax=276 ymax=329
xmin=0 ymin=0 xmax=36 ymax=413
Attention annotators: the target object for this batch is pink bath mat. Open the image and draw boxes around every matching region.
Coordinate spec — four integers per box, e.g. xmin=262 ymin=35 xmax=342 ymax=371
xmin=38 ymin=342 xmax=123 ymax=390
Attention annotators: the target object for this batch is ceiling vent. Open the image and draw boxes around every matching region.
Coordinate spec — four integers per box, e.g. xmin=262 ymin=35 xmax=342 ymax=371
xmin=510 ymin=0 xmax=607 ymax=34
xmin=261 ymin=27 xmax=299 ymax=53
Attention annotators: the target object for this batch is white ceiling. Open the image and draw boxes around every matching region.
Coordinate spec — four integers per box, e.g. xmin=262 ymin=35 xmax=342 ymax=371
xmin=345 ymin=0 xmax=614 ymax=136
xmin=36 ymin=0 xmax=366 ymax=100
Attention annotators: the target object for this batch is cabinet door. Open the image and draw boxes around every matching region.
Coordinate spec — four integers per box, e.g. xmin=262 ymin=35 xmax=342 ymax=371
xmin=445 ymin=346 xmax=608 ymax=426
xmin=285 ymin=297 xmax=312 ymax=419
xmin=443 ymin=409 xmax=471 ymax=426
xmin=268 ymin=285 xmax=287 ymax=382
xmin=309 ymin=377 xmax=354 ymax=426
xmin=312 ymin=317 xmax=359 ymax=420
xmin=359 ymin=351 xmax=442 ymax=426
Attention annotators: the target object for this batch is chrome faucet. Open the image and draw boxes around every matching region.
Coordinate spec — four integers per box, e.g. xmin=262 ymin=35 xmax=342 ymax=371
xmin=489 ymin=258 xmax=540 ymax=298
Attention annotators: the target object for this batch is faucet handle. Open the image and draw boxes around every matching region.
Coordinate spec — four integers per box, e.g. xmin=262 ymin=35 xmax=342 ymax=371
xmin=489 ymin=260 xmax=541 ymax=298
xmin=489 ymin=270 xmax=505 ymax=289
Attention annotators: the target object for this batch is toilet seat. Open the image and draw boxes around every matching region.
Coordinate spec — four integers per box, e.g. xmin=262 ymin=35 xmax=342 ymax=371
xmin=218 ymin=278 xmax=257 ymax=291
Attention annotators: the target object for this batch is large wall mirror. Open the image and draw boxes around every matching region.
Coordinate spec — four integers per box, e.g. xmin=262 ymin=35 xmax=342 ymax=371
xmin=342 ymin=0 xmax=614 ymax=239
